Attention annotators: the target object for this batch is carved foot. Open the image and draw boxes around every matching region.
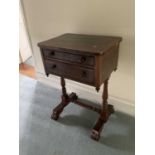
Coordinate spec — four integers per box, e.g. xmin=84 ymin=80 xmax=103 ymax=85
xmin=91 ymin=117 xmax=104 ymax=141
xmin=51 ymin=105 xmax=63 ymax=120
xmin=91 ymin=129 xmax=100 ymax=141
xmin=51 ymin=111 xmax=59 ymax=120
xmin=91 ymin=105 xmax=115 ymax=141
xmin=108 ymin=104 xmax=115 ymax=114
xmin=51 ymin=101 xmax=69 ymax=121
xmin=51 ymin=93 xmax=78 ymax=121
xmin=69 ymin=92 xmax=78 ymax=102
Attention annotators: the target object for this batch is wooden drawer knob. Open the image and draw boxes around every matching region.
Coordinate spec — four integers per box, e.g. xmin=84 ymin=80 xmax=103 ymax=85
xmin=81 ymin=56 xmax=86 ymax=63
xmin=51 ymin=64 xmax=56 ymax=69
xmin=49 ymin=51 xmax=55 ymax=56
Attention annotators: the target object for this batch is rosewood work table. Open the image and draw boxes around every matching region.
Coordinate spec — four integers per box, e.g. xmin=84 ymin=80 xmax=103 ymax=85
xmin=38 ymin=33 xmax=122 ymax=141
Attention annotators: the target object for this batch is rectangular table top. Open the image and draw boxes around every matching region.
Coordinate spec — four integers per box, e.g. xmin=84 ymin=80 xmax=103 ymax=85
xmin=38 ymin=33 xmax=122 ymax=55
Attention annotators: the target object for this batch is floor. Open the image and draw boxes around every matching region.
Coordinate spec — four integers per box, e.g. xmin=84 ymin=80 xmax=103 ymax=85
xmin=19 ymin=57 xmax=36 ymax=79
xmin=19 ymin=74 xmax=135 ymax=155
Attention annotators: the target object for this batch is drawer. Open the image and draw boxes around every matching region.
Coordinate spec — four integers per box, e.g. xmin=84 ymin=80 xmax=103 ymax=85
xmin=45 ymin=60 xmax=95 ymax=85
xmin=42 ymin=49 xmax=95 ymax=67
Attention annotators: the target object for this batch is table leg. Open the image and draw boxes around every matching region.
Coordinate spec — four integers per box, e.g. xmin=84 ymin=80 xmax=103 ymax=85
xmin=91 ymin=78 xmax=114 ymax=140
xmin=51 ymin=77 xmax=69 ymax=120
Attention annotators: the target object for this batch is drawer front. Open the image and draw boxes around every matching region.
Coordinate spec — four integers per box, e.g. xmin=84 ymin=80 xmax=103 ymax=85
xmin=43 ymin=49 xmax=95 ymax=67
xmin=45 ymin=60 xmax=95 ymax=85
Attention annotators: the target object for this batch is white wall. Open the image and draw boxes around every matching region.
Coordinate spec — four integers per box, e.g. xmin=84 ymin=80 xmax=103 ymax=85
xmin=22 ymin=0 xmax=134 ymax=104
xmin=19 ymin=3 xmax=32 ymax=62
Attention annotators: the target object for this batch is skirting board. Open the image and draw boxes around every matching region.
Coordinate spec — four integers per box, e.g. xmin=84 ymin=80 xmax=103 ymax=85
xmin=36 ymin=72 xmax=135 ymax=116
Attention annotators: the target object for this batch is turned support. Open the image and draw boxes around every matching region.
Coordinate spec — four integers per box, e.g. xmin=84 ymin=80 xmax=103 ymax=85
xmin=101 ymin=78 xmax=109 ymax=122
xmin=61 ymin=77 xmax=68 ymax=100
xmin=51 ymin=77 xmax=69 ymax=120
xmin=91 ymin=78 xmax=114 ymax=141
